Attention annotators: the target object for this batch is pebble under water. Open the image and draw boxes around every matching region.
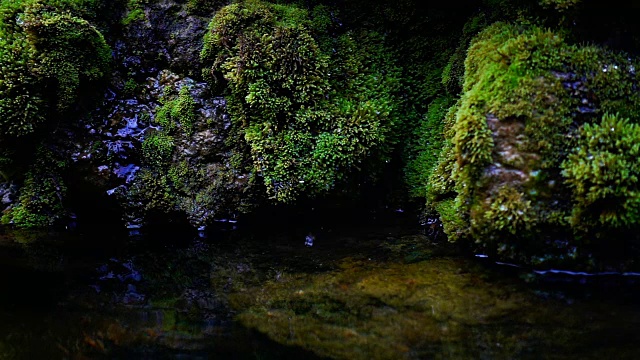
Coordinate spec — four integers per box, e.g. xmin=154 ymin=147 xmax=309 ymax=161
xmin=1 ymin=214 xmax=640 ymax=359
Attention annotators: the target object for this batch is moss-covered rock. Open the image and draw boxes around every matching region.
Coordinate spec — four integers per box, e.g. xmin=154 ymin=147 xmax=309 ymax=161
xmin=0 ymin=0 xmax=110 ymax=228
xmin=423 ymin=21 xmax=640 ymax=268
xmin=0 ymin=0 xmax=110 ymax=137
xmin=121 ymin=71 xmax=254 ymax=228
xmin=113 ymin=0 xmax=213 ymax=79
xmin=1 ymin=147 xmax=68 ymax=228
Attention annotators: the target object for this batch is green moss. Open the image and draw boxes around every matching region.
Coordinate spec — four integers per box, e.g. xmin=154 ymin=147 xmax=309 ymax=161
xmin=167 ymin=160 xmax=190 ymax=190
xmin=442 ymin=14 xmax=490 ymax=95
xmin=22 ymin=1 xmax=112 ymax=112
xmin=0 ymin=2 xmax=44 ymax=138
xmin=420 ymin=19 xmax=640 ymax=266
xmin=405 ymin=96 xmax=455 ymax=198
xmin=0 ymin=0 xmax=110 ymax=183
xmin=201 ymin=0 xmax=401 ymax=203
xmin=123 ymin=78 xmax=139 ymax=97
xmin=126 ymin=168 xmax=177 ymax=215
xmin=186 ymin=0 xmax=226 ymax=15
xmin=122 ymin=0 xmax=147 ymax=25
xmin=561 ymin=113 xmax=640 ymax=229
xmin=142 ymin=132 xmax=175 ymax=168
xmin=154 ymin=86 xmax=197 ymax=136
xmin=433 ymin=198 xmax=468 ymax=241
xmin=429 ymin=23 xmax=572 ymax=238
xmin=539 ymin=0 xmax=581 ymax=11
xmin=480 ymin=186 xmax=535 ymax=235
xmin=122 ymin=7 xmax=143 ymax=26
xmin=2 ymin=147 xmax=67 ymax=228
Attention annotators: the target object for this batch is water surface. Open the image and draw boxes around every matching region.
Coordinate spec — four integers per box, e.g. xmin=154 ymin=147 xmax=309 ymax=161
xmin=1 ymin=216 xmax=639 ymax=359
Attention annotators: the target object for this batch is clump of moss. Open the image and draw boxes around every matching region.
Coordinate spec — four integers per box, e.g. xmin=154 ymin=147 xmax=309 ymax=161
xmin=404 ymin=96 xmax=455 ymax=198
xmin=122 ymin=78 xmax=140 ymax=97
xmin=125 ymin=168 xmax=177 ymax=217
xmin=0 ymin=0 xmax=110 ymax=164
xmin=480 ymin=185 xmax=535 ymax=236
xmin=22 ymin=2 xmax=111 ymax=111
xmin=1 ymin=147 xmax=67 ymax=228
xmin=125 ymin=75 xmax=255 ymax=228
xmin=0 ymin=1 xmax=45 ymax=139
xmin=155 ymin=86 xmax=197 ymax=136
xmin=442 ymin=14 xmax=490 ymax=96
xmin=201 ymin=0 xmax=401 ymax=203
xmin=122 ymin=0 xmax=148 ymax=26
xmin=539 ymin=0 xmax=581 ymax=11
xmin=0 ymin=0 xmax=110 ymax=228
xmin=186 ymin=0 xmax=227 ymax=15
xmin=561 ymin=113 xmax=640 ymax=229
xmin=142 ymin=131 xmax=175 ymax=168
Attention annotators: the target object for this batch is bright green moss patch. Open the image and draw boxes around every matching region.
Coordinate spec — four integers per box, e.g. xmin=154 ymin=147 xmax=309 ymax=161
xmin=405 ymin=96 xmax=455 ymax=198
xmin=562 ymin=113 xmax=640 ymax=229
xmin=122 ymin=0 xmax=147 ymax=25
xmin=22 ymin=2 xmax=112 ymax=111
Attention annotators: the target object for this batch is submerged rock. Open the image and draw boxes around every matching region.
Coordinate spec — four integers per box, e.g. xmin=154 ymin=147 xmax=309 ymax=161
xmin=231 ymin=240 xmax=640 ymax=360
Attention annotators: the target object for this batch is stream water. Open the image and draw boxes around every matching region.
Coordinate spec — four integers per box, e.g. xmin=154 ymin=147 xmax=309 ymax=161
xmin=1 ymin=214 xmax=639 ymax=359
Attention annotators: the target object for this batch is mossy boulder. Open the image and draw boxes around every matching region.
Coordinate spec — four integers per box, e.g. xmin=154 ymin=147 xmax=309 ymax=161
xmin=424 ymin=22 xmax=640 ymax=268
xmin=114 ymin=0 xmax=214 ymax=80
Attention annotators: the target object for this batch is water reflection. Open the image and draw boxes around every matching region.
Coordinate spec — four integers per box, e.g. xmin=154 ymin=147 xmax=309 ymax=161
xmin=0 ymin=218 xmax=639 ymax=359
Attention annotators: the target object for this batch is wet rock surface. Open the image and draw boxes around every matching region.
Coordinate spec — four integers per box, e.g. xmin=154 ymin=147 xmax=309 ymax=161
xmin=26 ymin=0 xmax=247 ymax=233
xmin=0 ymin=182 xmax=17 ymax=213
xmin=482 ymin=113 xmax=539 ymax=196
xmin=113 ymin=0 xmax=210 ymax=79
xmin=69 ymin=67 xmax=246 ymax=231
